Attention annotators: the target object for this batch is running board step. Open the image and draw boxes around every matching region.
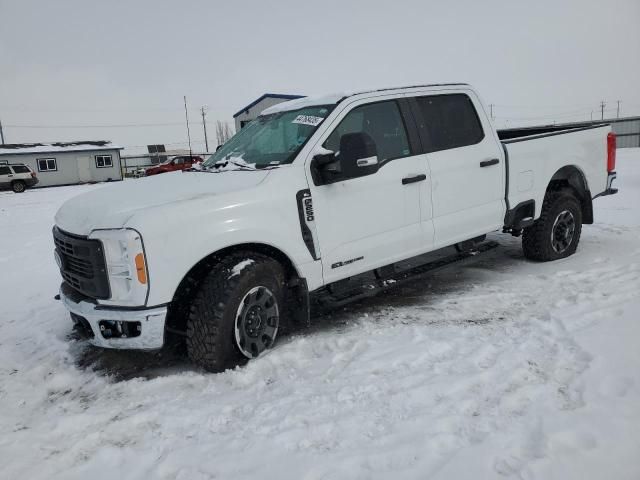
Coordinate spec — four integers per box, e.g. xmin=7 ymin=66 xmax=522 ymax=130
xmin=314 ymin=241 xmax=499 ymax=309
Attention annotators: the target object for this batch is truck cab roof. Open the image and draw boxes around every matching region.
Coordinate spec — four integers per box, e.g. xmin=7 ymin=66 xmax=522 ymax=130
xmin=260 ymin=83 xmax=471 ymax=116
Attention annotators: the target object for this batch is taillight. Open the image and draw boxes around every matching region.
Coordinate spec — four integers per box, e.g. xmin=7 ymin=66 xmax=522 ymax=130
xmin=31 ymin=172 xmax=36 ymax=178
xmin=607 ymin=132 xmax=616 ymax=172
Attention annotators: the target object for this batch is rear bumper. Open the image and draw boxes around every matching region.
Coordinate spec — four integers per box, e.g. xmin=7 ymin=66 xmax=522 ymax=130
xmin=60 ymin=285 xmax=167 ymax=350
xmin=594 ymin=172 xmax=618 ymax=198
xmin=25 ymin=177 xmax=39 ymax=187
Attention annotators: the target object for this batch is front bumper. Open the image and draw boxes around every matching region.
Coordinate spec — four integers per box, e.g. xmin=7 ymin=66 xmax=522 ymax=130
xmin=60 ymin=285 xmax=167 ymax=350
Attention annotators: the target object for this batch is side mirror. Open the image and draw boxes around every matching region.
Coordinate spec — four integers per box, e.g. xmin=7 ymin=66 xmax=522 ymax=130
xmin=310 ymin=151 xmax=341 ymax=185
xmin=338 ymin=132 xmax=379 ymax=178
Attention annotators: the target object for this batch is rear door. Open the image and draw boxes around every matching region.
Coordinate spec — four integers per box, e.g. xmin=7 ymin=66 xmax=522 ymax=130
xmin=410 ymin=92 xmax=505 ymax=247
xmin=306 ymin=97 xmax=433 ymax=283
xmin=10 ymin=164 xmax=31 ymax=181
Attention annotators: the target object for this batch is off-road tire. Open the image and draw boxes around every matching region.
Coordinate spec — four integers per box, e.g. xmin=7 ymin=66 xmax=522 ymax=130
xmin=522 ymin=189 xmax=582 ymax=261
xmin=186 ymin=252 xmax=285 ymax=372
xmin=12 ymin=181 xmax=26 ymax=193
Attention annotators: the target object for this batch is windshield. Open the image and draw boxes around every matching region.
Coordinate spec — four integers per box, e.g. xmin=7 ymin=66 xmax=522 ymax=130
xmin=203 ymin=105 xmax=333 ymax=169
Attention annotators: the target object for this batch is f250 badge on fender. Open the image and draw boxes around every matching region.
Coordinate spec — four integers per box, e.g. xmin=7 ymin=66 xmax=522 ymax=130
xmin=296 ymin=189 xmax=320 ymax=260
xmin=304 ymin=196 xmax=314 ymax=221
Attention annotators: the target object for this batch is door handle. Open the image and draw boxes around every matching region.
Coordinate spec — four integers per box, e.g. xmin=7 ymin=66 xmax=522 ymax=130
xmin=480 ymin=158 xmax=499 ymax=168
xmin=402 ymin=174 xmax=427 ymax=185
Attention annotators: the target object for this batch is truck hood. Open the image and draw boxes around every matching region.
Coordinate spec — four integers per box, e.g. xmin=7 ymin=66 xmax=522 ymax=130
xmin=55 ymin=170 xmax=270 ymax=235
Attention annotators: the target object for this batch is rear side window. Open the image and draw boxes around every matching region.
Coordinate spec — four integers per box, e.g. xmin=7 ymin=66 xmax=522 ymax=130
xmin=0 ymin=166 xmax=10 ymax=175
xmin=323 ymin=100 xmax=411 ymax=162
xmin=414 ymin=94 xmax=484 ymax=152
xmin=11 ymin=165 xmax=30 ymax=174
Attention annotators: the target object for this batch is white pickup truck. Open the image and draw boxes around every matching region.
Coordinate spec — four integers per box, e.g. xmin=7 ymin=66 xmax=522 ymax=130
xmin=53 ymin=83 xmax=618 ymax=371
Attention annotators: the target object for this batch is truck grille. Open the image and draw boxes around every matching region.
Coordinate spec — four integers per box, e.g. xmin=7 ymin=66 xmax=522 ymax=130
xmin=53 ymin=227 xmax=110 ymax=299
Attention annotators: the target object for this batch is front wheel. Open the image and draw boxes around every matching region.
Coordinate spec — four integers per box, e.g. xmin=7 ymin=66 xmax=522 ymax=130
xmin=522 ymin=189 xmax=582 ymax=261
xmin=186 ymin=252 xmax=285 ymax=372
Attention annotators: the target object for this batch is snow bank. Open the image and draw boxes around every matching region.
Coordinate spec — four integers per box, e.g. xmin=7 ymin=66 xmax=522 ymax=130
xmin=0 ymin=150 xmax=639 ymax=479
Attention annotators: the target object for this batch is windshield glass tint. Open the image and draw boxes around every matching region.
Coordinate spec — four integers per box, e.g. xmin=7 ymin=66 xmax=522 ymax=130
xmin=203 ymin=106 xmax=332 ymax=168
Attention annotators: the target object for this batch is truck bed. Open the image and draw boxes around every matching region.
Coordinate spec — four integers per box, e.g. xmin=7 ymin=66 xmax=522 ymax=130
xmin=497 ymin=123 xmax=609 ymax=141
xmin=500 ymin=123 xmax=611 ymax=220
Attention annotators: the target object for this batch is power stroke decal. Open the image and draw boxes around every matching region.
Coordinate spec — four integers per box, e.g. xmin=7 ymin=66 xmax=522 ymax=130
xmin=296 ymin=189 xmax=319 ymax=261
xmin=331 ymin=256 xmax=364 ymax=269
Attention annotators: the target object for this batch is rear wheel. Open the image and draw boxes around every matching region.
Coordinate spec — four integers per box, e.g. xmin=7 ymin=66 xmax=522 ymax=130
xmin=522 ymin=189 xmax=582 ymax=261
xmin=12 ymin=181 xmax=26 ymax=193
xmin=186 ymin=252 xmax=285 ymax=372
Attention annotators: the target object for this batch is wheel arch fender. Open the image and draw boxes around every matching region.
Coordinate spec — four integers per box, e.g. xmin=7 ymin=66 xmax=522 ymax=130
xmin=165 ymin=241 xmax=309 ymax=333
xmin=548 ymin=164 xmax=593 ymax=224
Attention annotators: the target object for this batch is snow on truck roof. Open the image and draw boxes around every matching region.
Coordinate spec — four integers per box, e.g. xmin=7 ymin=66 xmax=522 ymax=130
xmin=233 ymin=93 xmax=305 ymax=118
xmin=259 ymin=82 xmax=470 ymax=116
xmin=0 ymin=141 xmax=123 ymax=156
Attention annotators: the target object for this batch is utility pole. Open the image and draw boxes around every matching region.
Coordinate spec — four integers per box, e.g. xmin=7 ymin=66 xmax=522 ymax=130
xmin=489 ymin=104 xmax=494 ymax=121
xmin=184 ymin=96 xmax=193 ymax=161
xmin=200 ymin=106 xmax=209 ymax=152
xmin=590 ymin=111 xmax=593 ymax=122
xmin=616 ymin=100 xmax=620 ymax=118
xmin=600 ymin=101 xmax=606 ymax=120
xmin=0 ymin=118 xmax=5 ymax=144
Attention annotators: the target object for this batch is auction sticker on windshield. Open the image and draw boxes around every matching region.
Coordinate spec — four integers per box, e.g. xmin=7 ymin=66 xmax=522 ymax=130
xmin=292 ymin=115 xmax=324 ymax=126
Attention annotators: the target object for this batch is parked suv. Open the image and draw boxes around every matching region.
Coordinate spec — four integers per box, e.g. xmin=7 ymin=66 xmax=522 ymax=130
xmin=0 ymin=163 xmax=38 ymax=192
xmin=144 ymin=155 xmax=203 ymax=176
xmin=53 ymin=83 xmax=617 ymax=372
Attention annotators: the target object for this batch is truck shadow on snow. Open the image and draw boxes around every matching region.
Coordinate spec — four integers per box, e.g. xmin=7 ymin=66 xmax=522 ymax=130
xmin=70 ymin=235 xmax=527 ymax=381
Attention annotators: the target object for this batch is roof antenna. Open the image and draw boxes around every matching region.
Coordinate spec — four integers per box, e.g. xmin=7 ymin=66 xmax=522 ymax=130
xmin=184 ymin=96 xmax=193 ymax=161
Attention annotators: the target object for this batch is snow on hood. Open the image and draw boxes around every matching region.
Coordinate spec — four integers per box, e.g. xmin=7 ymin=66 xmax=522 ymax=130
xmin=54 ymin=170 xmax=270 ymax=235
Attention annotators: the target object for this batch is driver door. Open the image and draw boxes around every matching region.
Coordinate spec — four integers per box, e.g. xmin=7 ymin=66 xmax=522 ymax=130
xmin=172 ymin=157 xmax=184 ymax=171
xmin=307 ymin=98 xmax=432 ymax=283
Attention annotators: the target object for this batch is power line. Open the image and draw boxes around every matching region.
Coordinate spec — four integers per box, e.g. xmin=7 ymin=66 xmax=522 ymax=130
xmin=0 ymin=105 xmax=188 ymax=113
xmin=201 ymin=106 xmax=209 ymax=152
xmin=184 ymin=96 xmax=193 ymax=161
xmin=4 ymin=122 xmax=186 ymax=129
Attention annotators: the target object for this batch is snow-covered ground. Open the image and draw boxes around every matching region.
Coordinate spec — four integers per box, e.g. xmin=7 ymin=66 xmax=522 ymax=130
xmin=1 ymin=150 xmax=639 ymax=480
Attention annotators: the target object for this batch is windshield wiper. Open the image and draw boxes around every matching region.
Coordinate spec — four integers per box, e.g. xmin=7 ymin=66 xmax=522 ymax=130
xmin=205 ymin=159 xmax=256 ymax=171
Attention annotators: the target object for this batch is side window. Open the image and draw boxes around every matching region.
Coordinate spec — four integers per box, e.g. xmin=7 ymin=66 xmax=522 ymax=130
xmin=414 ymin=94 xmax=484 ymax=152
xmin=323 ymin=100 xmax=411 ymax=163
xmin=37 ymin=158 xmax=57 ymax=172
xmin=11 ymin=165 xmax=30 ymax=174
xmin=174 ymin=157 xmax=184 ymax=165
xmin=95 ymin=155 xmax=113 ymax=168
xmin=0 ymin=166 xmax=10 ymax=175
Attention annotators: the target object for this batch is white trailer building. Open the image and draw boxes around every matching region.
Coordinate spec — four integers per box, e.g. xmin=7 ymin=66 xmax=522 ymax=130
xmin=0 ymin=141 xmax=123 ymax=187
xmin=233 ymin=93 xmax=304 ymax=131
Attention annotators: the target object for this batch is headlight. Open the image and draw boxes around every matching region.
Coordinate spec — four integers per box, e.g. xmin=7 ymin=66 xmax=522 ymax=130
xmin=88 ymin=228 xmax=149 ymax=306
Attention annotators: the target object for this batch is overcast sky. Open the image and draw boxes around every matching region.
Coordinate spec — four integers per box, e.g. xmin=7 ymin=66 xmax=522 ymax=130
xmin=1 ymin=0 xmax=638 ymax=154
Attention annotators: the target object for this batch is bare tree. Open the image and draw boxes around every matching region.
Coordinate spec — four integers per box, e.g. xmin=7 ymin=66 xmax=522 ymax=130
xmin=216 ymin=121 xmax=234 ymax=147
xmin=224 ymin=123 xmax=234 ymax=143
